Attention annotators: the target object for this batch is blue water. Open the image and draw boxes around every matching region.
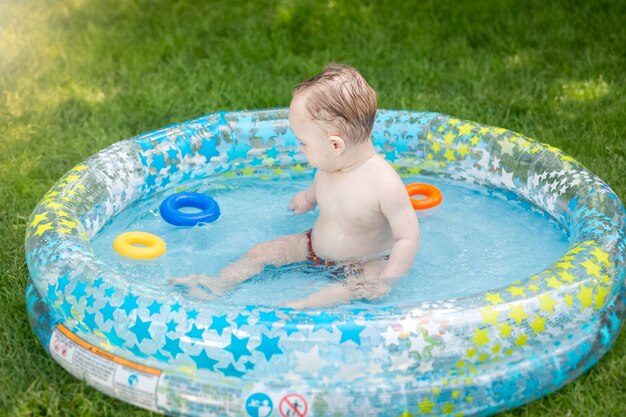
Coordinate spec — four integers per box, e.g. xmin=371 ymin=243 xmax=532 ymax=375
xmin=90 ymin=175 xmax=570 ymax=308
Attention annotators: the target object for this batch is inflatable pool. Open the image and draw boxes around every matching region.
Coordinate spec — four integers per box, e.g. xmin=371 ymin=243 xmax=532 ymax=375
xmin=25 ymin=109 xmax=625 ymax=416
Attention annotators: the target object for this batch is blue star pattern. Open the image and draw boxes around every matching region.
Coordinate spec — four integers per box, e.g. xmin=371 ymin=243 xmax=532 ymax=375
xmin=258 ymin=310 xmax=280 ymax=331
xmin=47 ymin=283 xmax=58 ymax=304
xmin=100 ymin=301 xmax=116 ymax=323
xmin=147 ymin=300 xmax=163 ymax=316
xmin=254 ymin=124 xmax=278 ymax=144
xmin=254 ymin=334 xmax=283 ymax=361
xmin=71 ymin=280 xmax=88 ymax=301
xmin=129 ymin=344 xmax=148 ymax=358
xmin=283 ymin=319 xmax=300 ymax=336
xmin=105 ymin=327 xmax=126 ymax=347
xmin=119 ymin=294 xmax=139 ymax=315
xmin=233 ymin=313 xmax=249 ymax=328
xmin=85 ymin=294 xmax=95 ymax=308
xmin=167 ymin=148 xmax=179 ymax=163
xmin=225 ymin=334 xmax=251 ymax=361
xmin=218 ymin=363 xmax=245 ymax=378
xmin=129 ymin=316 xmax=153 ymax=344
xmin=187 ymin=309 xmax=199 ymax=320
xmin=185 ymin=324 xmax=205 ymax=340
xmin=166 ymin=318 xmax=178 ymax=333
xmin=311 ymin=311 xmax=337 ymax=333
xmin=60 ymin=299 xmax=73 ymax=318
xmin=226 ymin=141 xmax=252 ymax=161
xmin=162 ymin=335 xmax=184 ymax=359
xmin=191 ymin=349 xmax=219 ymax=371
xmin=56 ymin=273 xmax=71 ymax=293
xmin=151 ymin=153 xmax=167 ymax=174
xmin=337 ymin=319 xmax=366 ymax=345
xmin=198 ymin=139 xmax=219 ymax=162
xmin=209 ymin=314 xmax=230 ymax=336
xmin=82 ymin=311 xmax=98 ymax=331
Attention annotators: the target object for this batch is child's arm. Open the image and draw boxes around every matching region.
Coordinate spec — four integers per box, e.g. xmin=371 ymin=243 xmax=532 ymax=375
xmin=288 ymin=174 xmax=317 ymax=213
xmin=377 ymin=177 xmax=420 ymax=285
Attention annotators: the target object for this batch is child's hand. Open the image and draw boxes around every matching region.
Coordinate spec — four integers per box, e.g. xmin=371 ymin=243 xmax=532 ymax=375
xmin=168 ymin=274 xmax=232 ymax=299
xmin=288 ymin=190 xmax=316 ymax=213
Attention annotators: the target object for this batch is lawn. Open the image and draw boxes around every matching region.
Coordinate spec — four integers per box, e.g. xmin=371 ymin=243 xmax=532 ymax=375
xmin=1 ymin=0 xmax=625 ymax=416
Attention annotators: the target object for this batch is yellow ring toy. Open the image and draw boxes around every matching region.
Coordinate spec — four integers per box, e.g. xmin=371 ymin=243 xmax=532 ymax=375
xmin=113 ymin=232 xmax=166 ymax=260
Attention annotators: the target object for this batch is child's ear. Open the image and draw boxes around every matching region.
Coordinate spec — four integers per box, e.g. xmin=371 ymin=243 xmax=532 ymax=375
xmin=328 ymin=135 xmax=346 ymax=156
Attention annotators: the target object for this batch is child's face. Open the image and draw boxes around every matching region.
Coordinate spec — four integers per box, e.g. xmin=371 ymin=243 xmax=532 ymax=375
xmin=289 ymin=94 xmax=340 ymax=171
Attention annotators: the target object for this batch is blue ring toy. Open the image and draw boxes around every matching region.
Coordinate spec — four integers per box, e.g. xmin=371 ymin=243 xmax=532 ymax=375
xmin=159 ymin=192 xmax=220 ymax=226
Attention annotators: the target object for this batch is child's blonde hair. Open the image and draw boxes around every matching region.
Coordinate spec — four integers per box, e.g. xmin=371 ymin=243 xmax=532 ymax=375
xmin=292 ymin=63 xmax=377 ymax=144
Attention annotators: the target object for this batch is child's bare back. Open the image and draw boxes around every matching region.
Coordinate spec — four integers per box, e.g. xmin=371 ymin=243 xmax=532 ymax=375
xmin=170 ymin=64 xmax=420 ymax=309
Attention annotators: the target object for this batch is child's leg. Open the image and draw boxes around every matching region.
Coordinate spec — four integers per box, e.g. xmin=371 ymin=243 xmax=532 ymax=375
xmin=347 ymin=258 xmax=393 ymax=301
xmin=284 ymin=282 xmax=354 ymax=309
xmin=284 ymin=257 xmax=391 ymax=309
xmin=169 ymin=232 xmax=310 ymax=298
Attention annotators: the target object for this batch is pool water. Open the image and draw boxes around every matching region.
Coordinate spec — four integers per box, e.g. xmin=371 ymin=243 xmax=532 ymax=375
xmin=90 ymin=175 xmax=570 ymax=308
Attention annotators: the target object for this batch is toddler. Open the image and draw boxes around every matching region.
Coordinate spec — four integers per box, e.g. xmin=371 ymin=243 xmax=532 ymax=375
xmin=170 ymin=64 xmax=420 ymax=309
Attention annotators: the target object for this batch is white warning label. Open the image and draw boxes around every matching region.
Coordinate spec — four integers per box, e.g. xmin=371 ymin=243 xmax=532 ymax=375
xmin=50 ymin=324 xmax=162 ymax=412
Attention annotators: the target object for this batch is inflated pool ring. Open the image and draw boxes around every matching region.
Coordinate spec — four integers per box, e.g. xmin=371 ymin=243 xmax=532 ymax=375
xmin=405 ymin=183 xmax=443 ymax=210
xmin=113 ymin=231 xmax=166 ymax=260
xmin=25 ymin=109 xmax=626 ymax=417
xmin=160 ymin=191 xmax=220 ymax=226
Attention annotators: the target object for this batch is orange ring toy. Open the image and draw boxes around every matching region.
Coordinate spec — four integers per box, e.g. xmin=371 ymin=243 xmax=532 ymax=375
xmin=405 ymin=183 xmax=443 ymax=210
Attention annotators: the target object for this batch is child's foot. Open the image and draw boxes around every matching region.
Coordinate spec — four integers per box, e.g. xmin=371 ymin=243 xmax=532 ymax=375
xmin=168 ymin=274 xmax=234 ymax=298
xmin=283 ymin=299 xmax=311 ymax=309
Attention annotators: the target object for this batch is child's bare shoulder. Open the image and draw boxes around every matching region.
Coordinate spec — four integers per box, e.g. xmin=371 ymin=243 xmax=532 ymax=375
xmin=362 ymin=156 xmax=408 ymax=210
xmin=369 ymin=156 xmax=405 ymax=188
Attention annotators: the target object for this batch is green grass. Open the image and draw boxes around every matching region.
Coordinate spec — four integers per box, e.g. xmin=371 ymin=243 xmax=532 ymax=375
xmin=1 ymin=0 xmax=625 ymax=415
